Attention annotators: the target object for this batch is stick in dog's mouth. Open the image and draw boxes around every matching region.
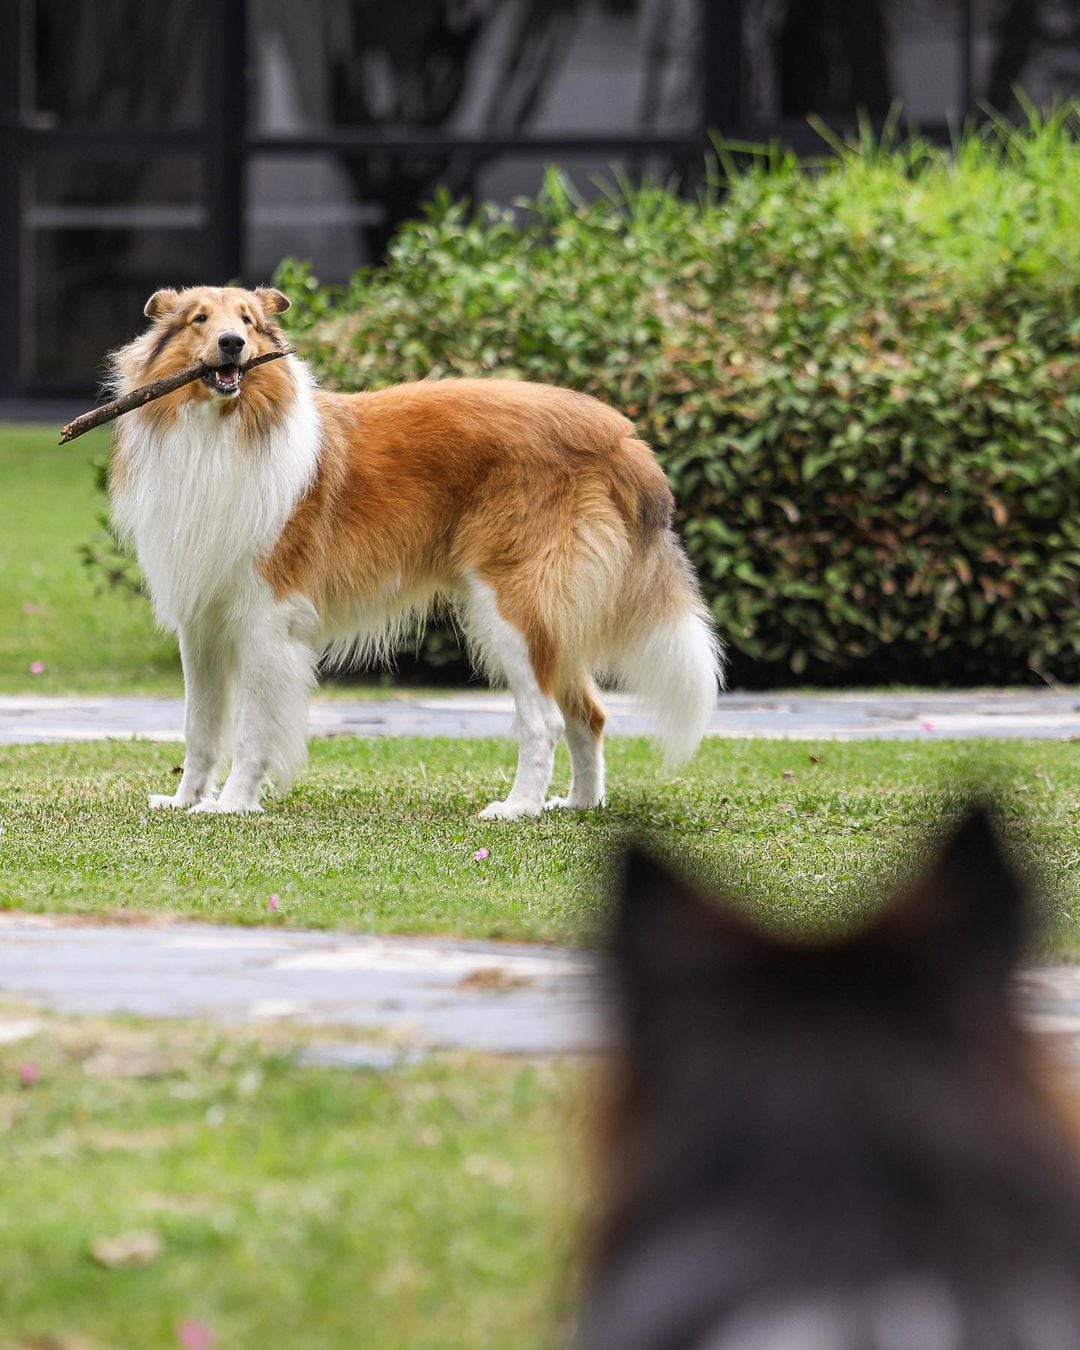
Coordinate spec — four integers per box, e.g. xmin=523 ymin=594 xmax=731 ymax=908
xmin=58 ymin=346 xmax=296 ymax=444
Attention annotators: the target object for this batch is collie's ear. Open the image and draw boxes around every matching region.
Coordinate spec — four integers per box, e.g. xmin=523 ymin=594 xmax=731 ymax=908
xmin=143 ymin=289 xmax=179 ymax=320
xmin=611 ymin=847 xmax=760 ymax=1018
xmin=255 ymin=287 xmax=291 ymax=316
xmin=881 ymin=805 xmax=1030 ymax=985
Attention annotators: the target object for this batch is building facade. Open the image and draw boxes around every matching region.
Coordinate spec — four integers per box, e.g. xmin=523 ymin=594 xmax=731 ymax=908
xmin=2 ymin=0 xmax=1078 ymax=402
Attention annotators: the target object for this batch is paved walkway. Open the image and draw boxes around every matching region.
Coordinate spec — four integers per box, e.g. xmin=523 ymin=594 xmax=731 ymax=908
xmin=3 ymin=687 xmax=1078 ymax=745
xmin=0 ymin=915 xmax=1077 ymax=1059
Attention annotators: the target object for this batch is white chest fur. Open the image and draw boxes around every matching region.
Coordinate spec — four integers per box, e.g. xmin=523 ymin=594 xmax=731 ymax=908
xmin=110 ymin=359 xmax=321 ymax=631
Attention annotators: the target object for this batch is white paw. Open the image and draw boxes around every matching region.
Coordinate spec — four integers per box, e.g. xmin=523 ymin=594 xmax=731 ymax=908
xmin=544 ymin=795 xmax=605 ymax=811
xmin=189 ymin=796 xmax=265 ymax=816
xmin=149 ymin=792 xmax=198 ymax=811
xmin=478 ymin=799 xmax=542 ymax=822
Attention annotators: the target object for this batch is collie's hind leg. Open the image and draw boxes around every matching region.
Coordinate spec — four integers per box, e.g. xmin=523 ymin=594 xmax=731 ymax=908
xmin=547 ymin=679 xmax=606 ymax=811
xmin=480 ymin=654 xmax=564 ymax=820
xmin=150 ymin=619 xmax=234 ymax=810
xmin=465 ymin=578 xmax=564 ymax=821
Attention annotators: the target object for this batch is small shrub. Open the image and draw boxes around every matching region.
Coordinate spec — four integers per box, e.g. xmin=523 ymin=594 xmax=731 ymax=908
xmin=78 ymin=453 xmax=145 ymax=596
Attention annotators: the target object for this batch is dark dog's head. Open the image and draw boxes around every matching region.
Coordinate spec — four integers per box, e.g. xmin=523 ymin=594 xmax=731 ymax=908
xmin=582 ymin=808 xmax=1080 ymax=1349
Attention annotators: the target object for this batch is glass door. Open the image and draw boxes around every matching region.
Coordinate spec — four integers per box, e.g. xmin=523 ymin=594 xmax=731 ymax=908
xmin=1 ymin=0 xmax=219 ymax=397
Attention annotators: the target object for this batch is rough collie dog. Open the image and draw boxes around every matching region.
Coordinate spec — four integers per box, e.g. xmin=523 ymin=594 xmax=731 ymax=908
xmin=582 ymin=809 xmax=1080 ymax=1349
xmin=107 ymin=285 xmax=720 ymax=816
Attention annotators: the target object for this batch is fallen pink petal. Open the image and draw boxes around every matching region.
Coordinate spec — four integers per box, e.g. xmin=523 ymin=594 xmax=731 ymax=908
xmin=18 ymin=1061 xmax=39 ymax=1087
xmin=921 ymin=721 xmax=935 ymax=732
xmin=28 ymin=660 xmax=45 ymax=675
xmin=472 ymin=848 xmax=490 ymax=862
xmin=22 ymin=602 xmax=38 ymax=615
xmin=177 ymin=1318 xmax=214 ymax=1350
xmin=267 ymin=894 xmax=280 ymax=912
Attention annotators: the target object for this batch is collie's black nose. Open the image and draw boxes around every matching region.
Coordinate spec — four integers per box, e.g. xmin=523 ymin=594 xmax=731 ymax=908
xmin=218 ymin=331 xmax=245 ymax=359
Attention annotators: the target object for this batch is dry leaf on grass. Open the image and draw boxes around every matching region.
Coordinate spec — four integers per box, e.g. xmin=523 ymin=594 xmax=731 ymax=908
xmin=89 ymin=1229 xmax=164 ymax=1269
xmin=456 ymin=969 xmax=533 ymax=993
xmin=82 ymin=1051 xmax=179 ymax=1080
xmin=84 ymin=1127 xmax=184 ymax=1153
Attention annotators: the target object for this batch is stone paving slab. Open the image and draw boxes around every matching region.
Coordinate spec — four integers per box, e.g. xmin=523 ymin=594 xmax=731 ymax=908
xmin=0 ymin=916 xmax=597 ymax=1055
xmin=2 ymin=687 xmax=1078 ymax=745
xmin=0 ymin=914 xmax=1076 ymax=1057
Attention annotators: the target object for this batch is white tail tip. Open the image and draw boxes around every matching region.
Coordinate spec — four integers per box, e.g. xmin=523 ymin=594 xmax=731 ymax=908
xmin=618 ymin=610 xmax=723 ymax=767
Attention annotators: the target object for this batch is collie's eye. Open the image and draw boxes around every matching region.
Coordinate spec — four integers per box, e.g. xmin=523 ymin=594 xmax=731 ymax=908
xmin=241 ymin=314 xmax=252 ymax=325
xmin=192 ymin=314 xmax=208 ymax=324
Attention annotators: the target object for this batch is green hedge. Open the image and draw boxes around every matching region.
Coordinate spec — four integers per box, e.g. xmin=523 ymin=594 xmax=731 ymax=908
xmin=93 ymin=114 xmax=1080 ymax=686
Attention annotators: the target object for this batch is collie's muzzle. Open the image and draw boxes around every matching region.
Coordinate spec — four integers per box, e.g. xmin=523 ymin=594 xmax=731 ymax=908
xmin=202 ymin=330 xmax=247 ymax=397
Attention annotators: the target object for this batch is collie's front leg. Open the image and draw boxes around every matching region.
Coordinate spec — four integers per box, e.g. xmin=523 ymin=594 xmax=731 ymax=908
xmin=191 ymin=597 xmax=316 ymax=815
xmin=150 ymin=622 xmax=234 ymax=810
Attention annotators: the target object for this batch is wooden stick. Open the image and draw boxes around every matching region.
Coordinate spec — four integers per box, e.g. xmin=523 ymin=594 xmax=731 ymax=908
xmin=58 ymin=347 xmax=297 ymax=444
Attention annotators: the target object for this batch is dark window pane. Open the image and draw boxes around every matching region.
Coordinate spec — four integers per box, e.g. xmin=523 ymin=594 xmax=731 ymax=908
xmin=744 ymin=0 xmax=964 ymax=127
xmin=973 ymin=0 xmax=1080 ymax=110
xmin=246 ymin=147 xmax=695 ymax=282
xmin=30 ymin=154 xmax=205 ymax=221
xmin=248 ymin=146 xmax=478 ymax=274
xmin=473 ymin=151 xmax=697 ymax=203
xmin=26 ymin=225 xmax=210 ymax=384
xmin=251 ymin=0 xmax=701 ymax=135
xmin=247 ymin=152 xmax=386 ymax=278
xmin=19 ymin=153 xmax=207 ymax=383
xmin=28 ymin=0 xmax=205 ymax=130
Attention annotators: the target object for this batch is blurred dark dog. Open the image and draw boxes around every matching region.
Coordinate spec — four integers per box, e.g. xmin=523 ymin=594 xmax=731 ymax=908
xmin=580 ymin=808 xmax=1080 ymax=1350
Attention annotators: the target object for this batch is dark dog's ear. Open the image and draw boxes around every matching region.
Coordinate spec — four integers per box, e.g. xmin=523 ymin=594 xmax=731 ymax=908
xmin=143 ymin=289 xmax=179 ymax=320
xmin=880 ymin=805 xmax=1030 ymax=986
xmin=255 ymin=287 xmax=291 ymax=316
xmin=612 ymin=847 xmax=760 ymax=1018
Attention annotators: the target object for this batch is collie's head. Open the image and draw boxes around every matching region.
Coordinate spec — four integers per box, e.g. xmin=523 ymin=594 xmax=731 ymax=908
xmin=110 ymin=285 xmax=296 ymax=432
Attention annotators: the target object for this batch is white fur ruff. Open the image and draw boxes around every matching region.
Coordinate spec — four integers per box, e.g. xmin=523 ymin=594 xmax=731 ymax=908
xmin=112 ymin=357 xmax=319 ymax=631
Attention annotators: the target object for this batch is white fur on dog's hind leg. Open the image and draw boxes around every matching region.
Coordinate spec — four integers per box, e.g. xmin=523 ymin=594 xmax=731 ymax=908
xmin=464 ymin=577 xmax=564 ymax=821
xmin=151 ymin=621 xmax=234 ymax=810
xmin=202 ymin=592 xmax=316 ymax=815
xmin=478 ymin=681 xmax=565 ymax=818
xmin=545 ymin=714 xmax=605 ymax=810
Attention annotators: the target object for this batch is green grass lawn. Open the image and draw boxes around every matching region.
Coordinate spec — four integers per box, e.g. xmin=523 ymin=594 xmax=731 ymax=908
xmin=0 ymin=425 xmax=182 ymax=695
xmin=0 ymin=1016 xmax=582 ymax=1349
xmin=2 ymin=735 xmax=1078 ymax=952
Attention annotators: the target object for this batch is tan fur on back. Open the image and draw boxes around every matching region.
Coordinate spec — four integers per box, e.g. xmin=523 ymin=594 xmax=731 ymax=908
xmin=262 ymin=378 xmax=678 ymax=695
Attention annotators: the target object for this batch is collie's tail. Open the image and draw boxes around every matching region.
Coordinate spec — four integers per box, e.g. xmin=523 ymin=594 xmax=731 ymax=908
xmin=613 ymin=543 xmax=724 ymax=766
